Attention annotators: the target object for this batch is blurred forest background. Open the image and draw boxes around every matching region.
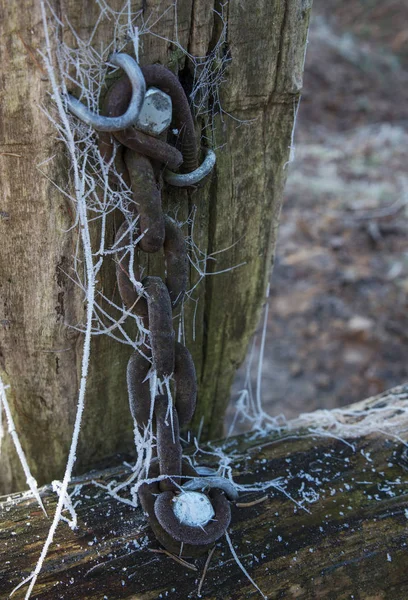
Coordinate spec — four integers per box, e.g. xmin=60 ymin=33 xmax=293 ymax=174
xmin=230 ymin=0 xmax=408 ymax=427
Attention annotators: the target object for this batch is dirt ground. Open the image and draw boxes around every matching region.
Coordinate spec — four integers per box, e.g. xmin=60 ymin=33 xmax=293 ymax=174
xmin=229 ymin=0 xmax=408 ymax=428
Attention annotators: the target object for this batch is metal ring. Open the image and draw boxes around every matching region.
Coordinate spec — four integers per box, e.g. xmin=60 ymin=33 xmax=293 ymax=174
xmin=143 ymin=277 xmax=175 ymax=378
xmin=154 ymin=488 xmax=231 ymax=546
xmin=114 ymin=220 xmax=147 ymax=316
xmin=174 ymin=342 xmax=196 ymax=427
xmin=115 ymin=215 xmax=188 ymax=311
xmin=124 ymin=149 xmax=165 ymax=254
xmin=138 ymin=460 xmax=221 ymax=557
xmin=66 ymin=54 xmax=146 ymax=131
xmin=127 ymin=351 xmax=152 ymax=431
xmin=163 ymin=217 xmax=188 ymax=307
xmin=163 ymin=149 xmax=216 ymax=187
xmin=155 ymin=395 xmax=182 ymax=492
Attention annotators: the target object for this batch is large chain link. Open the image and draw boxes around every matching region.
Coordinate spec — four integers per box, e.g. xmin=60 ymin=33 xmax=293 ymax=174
xmin=68 ymin=54 xmax=234 ymax=557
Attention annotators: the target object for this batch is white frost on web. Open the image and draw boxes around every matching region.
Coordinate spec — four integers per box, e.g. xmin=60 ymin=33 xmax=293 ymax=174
xmin=228 ymin=282 xmax=408 ymax=447
xmin=0 ymin=377 xmax=47 ymax=517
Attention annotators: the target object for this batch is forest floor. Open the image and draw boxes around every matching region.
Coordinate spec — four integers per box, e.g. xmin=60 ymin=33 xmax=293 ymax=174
xmin=229 ymin=0 xmax=408 ymax=427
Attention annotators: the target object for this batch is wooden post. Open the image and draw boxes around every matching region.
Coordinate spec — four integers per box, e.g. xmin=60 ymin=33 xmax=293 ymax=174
xmin=0 ymin=0 xmax=312 ymax=493
xmin=1 ymin=387 xmax=407 ymax=599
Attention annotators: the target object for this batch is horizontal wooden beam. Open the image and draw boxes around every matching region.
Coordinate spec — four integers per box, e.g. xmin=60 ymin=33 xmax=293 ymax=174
xmin=1 ymin=386 xmax=408 ymax=599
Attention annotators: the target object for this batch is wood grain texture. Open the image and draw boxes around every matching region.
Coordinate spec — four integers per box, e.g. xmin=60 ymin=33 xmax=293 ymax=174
xmin=1 ymin=387 xmax=407 ymax=599
xmin=0 ymin=0 xmax=312 ymax=492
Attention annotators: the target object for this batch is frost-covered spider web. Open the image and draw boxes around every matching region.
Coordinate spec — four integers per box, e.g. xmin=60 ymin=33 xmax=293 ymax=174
xmin=228 ymin=287 xmax=408 ymax=444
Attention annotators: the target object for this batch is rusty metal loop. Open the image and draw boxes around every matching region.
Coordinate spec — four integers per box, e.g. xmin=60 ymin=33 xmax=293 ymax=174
xmin=67 ymin=54 xmax=146 ymax=131
xmin=138 ymin=487 xmax=183 ymax=554
xmin=155 ymin=394 xmax=182 ymax=492
xmin=127 ymin=351 xmax=152 ymax=430
xmin=116 ymin=127 xmax=183 ymax=171
xmin=174 ymin=342 xmax=196 ymax=427
xmin=138 ymin=459 xmax=223 ymax=557
xmin=114 ymin=220 xmax=147 ymax=316
xmin=154 ymin=488 xmax=231 ymax=546
xmin=163 ymin=217 xmax=188 ymax=308
xmin=126 ymin=343 xmax=196 ymax=433
xmin=115 ymin=216 xmax=188 ymax=311
xmin=137 ymin=461 xmax=182 ymax=556
xmin=124 ymin=149 xmax=165 ymax=253
xmin=99 ymin=64 xmax=198 ymax=171
xmin=143 ymin=276 xmax=175 ymax=378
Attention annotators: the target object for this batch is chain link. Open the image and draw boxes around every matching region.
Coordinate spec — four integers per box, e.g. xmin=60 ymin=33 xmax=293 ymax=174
xmin=68 ymin=53 xmax=233 ymax=557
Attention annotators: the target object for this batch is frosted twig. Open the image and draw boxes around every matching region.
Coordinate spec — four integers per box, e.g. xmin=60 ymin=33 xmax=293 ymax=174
xmin=51 ymin=480 xmax=78 ymax=530
xmin=197 ymin=545 xmax=216 ymax=597
xmin=0 ymin=377 xmax=47 ymax=517
xmin=225 ymin=531 xmax=268 ymax=600
xmin=148 ymin=548 xmax=198 ymax=571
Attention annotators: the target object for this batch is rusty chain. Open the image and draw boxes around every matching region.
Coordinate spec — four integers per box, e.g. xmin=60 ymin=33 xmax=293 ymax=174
xmin=67 ymin=53 xmax=235 ymax=557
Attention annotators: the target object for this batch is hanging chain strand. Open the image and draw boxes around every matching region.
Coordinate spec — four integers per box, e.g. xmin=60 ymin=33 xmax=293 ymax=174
xmin=67 ymin=53 xmax=234 ymax=557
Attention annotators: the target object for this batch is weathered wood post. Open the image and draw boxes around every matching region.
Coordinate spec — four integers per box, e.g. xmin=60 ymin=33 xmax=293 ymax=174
xmin=0 ymin=0 xmax=312 ymax=493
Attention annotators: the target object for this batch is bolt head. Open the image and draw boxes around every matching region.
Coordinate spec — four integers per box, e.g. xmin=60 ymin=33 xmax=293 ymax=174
xmin=172 ymin=491 xmax=215 ymax=527
xmin=135 ymin=87 xmax=172 ymax=136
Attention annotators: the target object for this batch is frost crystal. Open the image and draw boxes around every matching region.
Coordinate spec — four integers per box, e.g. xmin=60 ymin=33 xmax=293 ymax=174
xmin=172 ymin=491 xmax=214 ymax=527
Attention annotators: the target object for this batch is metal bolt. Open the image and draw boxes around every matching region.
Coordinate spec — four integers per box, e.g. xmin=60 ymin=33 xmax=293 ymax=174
xmin=172 ymin=491 xmax=215 ymax=527
xmin=135 ymin=87 xmax=172 ymax=136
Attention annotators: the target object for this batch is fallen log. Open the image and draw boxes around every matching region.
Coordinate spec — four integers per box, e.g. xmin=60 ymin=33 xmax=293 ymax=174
xmin=1 ymin=385 xmax=408 ymax=599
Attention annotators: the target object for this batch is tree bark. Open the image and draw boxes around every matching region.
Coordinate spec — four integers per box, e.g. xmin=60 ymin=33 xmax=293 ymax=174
xmin=0 ymin=0 xmax=312 ymax=493
xmin=1 ymin=386 xmax=408 ymax=599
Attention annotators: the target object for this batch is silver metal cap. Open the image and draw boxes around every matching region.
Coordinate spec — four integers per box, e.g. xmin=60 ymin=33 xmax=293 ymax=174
xmin=135 ymin=87 xmax=172 ymax=136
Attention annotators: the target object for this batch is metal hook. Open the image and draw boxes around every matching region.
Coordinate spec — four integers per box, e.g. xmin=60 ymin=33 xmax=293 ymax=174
xmin=163 ymin=148 xmax=216 ymax=187
xmin=66 ymin=53 xmax=146 ymax=132
xmin=181 ymin=475 xmax=239 ymax=501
